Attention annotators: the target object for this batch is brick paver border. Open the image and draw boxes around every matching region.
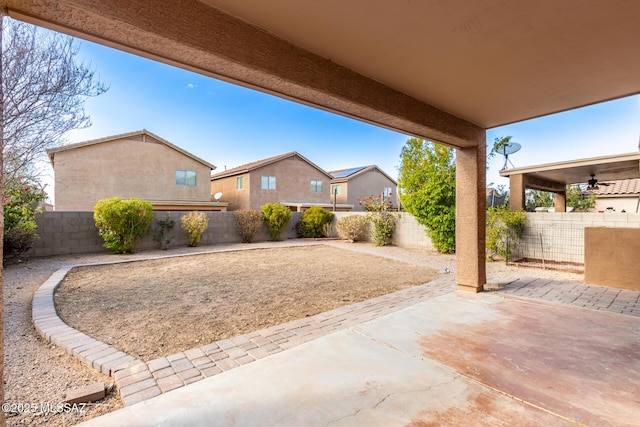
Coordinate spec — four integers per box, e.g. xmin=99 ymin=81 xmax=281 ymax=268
xmin=32 ymin=242 xmax=640 ymax=407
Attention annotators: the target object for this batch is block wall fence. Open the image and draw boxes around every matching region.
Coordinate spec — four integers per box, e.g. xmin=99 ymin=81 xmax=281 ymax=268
xmin=25 ymin=210 xmax=640 ymax=261
xmin=26 ymin=211 xmax=436 ymax=258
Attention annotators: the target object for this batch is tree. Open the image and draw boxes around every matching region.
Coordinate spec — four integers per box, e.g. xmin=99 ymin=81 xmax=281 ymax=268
xmin=525 ymin=190 xmax=554 ymax=211
xmin=567 ymin=184 xmax=596 ymax=211
xmin=2 ymin=18 xmax=108 ymax=188
xmin=398 ymin=138 xmax=456 ymax=253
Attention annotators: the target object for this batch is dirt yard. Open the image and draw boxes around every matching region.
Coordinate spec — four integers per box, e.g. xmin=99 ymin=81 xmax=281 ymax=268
xmin=55 ymin=245 xmax=439 ymax=361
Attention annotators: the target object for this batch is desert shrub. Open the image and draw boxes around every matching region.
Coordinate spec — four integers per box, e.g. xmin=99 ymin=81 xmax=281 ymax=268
xmin=181 ymin=211 xmax=209 ymax=247
xmin=3 ymin=182 xmax=46 ymax=261
xmin=486 ymin=206 xmax=526 ymax=262
xmin=152 ymin=213 xmax=176 ymax=250
xmin=261 ymin=203 xmax=291 ymax=241
xmin=234 ymin=209 xmax=264 ymax=243
xmin=336 ymin=215 xmax=368 ymax=242
xmin=368 ymin=211 xmax=396 ymax=246
xmin=94 ymin=197 xmax=154 ymax=254
xmin=322 ymin=222 xmax=334 ymax=238
xmin=298 ymin=206 xmax=334 ymax=238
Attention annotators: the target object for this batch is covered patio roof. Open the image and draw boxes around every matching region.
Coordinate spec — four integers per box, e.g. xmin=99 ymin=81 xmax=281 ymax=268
xmin=499 ymin=151 xmax=640 ymax=211
xmin=499 ymin=152 xmax=640 ymax=186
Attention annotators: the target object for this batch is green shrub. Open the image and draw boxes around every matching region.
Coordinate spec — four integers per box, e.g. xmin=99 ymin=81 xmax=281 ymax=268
xmin=181 ymin=211 xmax=209 ymax=247
xmin=261 ymin=203 xmax=292 ymax=241
xmin=486 ymin=206 xmax=526 ymax=262
xmin=94 ymin=197 xmax=154 ymax=254
xmin=298 ymin=206 xmax=334 ymax=238
xmin=234 ymin=209 xmax=264 ymax=243
xmin=3 ymin=182 xmax=46 ymax=261
xmin=336 ymin=215 xmax=368 ymax=242
xmin=368 ymin=211 xmax=396 ymax=246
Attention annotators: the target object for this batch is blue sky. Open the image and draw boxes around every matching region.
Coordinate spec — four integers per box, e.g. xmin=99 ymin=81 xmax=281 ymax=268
xmin=50 ymin=36 xmax=640 ymax=194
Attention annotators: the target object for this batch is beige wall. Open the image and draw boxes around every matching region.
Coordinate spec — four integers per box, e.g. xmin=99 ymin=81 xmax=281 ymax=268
xmin=344 ymin=170 xmax=397 ymax=211
xmin=213 ymin=157 xmax=331 ymax=211
xmin=585 ymin=227 xmax=640 ymax=291
xmin=53 ymin=137 xmax=212 ymax=211
xmin=211 ymin=174 xmax=251 ymax=211
xmin=249 ymin=158 xmax=330 ymax=209
xmin=594 ymin=196 xmax=639 ymax=213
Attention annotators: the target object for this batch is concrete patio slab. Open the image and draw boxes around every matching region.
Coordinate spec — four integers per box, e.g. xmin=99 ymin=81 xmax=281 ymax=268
xmin=78 ymin=290 xmax=639 ymax=426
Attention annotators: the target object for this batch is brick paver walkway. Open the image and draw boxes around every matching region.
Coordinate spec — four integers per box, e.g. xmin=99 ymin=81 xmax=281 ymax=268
xmin=488 ymin=277 xmax=640 ymax=317
xmin=32 ymin=241 xmax=640 ymax=407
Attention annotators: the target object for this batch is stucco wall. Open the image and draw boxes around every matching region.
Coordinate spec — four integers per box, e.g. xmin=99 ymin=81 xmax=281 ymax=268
xmin=248 ymin=158 xmax=330 ymax=210
xmin=210 ymin=174 xmax=251 ymax=211
xmin=53 ymin=136 xmax=212 ymax=211
xmin=27 ymin=211 xmax=302 ymax=257
xmin=346 ymin=171 xmax=397 ymax=211
xmin=585 ymin=227 xmax=640 ymax=291
xmin=594 ymin=196 xmax=639 ymax=213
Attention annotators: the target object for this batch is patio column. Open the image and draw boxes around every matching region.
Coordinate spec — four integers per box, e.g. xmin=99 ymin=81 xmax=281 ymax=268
xmin=509 ymin=174 xmax=526 ymax=211
xmin=554 ymin=191 xmax=566 ymax=212
xmin=455 ymin=138 xmax=487 ymax=293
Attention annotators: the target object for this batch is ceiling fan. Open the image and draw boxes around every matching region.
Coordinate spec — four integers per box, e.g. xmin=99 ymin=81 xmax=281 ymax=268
xmin=586 ymin=174 xmax=611 ymax=190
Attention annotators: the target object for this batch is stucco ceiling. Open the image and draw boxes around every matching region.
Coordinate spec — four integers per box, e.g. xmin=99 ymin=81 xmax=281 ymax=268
xmin=201 ymin=0 xmax=640 ymax=128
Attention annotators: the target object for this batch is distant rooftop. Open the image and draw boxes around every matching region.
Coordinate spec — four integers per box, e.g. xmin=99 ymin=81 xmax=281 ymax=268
xmin=329 ymin=166 xmax=367 ymax=179
xmin=587 ymin=178 xmax=640 ymax=196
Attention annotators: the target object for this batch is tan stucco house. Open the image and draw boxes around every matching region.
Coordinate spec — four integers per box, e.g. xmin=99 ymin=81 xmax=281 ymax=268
xmin=210 ymin=151 xmax=345 ymax=211
xmin=328 ymin=166 xmax=397 ymax=211
xmin=48 ymin=129 xmax=228 ymax=211
xmin=588 ymin=178 xmax=640 ymax=213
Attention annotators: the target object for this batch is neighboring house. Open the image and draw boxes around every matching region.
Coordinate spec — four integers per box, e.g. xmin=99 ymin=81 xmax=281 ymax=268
xmin=588 ymin=178 xmax=640 ymax=213
xmin=328 ymin=165 xmax=397 ymax=211
xmin=48 ymin=129 xmax=228 ymax=211
xmin=211 ymin=151 xmax=347 ymax=211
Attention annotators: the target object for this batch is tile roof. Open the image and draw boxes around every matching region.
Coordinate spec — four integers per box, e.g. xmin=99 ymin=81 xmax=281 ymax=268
xmin=588 ymin=178 xmax=640 ymax=195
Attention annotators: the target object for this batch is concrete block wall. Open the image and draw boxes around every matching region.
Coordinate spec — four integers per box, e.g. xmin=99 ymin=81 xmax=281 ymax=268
xmin=332 ymin=212 xmax=433 ymax=249
xmin=28 ymin=211 xmax=302 ymax=257
xmin=517 ymin=212 xmax=640 ymax=264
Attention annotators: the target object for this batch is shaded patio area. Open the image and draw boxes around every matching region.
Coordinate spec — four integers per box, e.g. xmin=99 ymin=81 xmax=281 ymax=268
xmin=79 ymin=279 xmax=639 ymax=426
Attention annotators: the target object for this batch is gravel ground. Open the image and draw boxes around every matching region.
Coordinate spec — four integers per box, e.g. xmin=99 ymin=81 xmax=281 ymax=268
xmin=3 ymin=241 xmax=583 ymax=426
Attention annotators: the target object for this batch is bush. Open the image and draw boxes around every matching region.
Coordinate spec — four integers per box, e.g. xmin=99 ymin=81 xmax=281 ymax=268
xmin=234 ymin=209 xmax=264 ymax=243
xmin=152 ymin=213 xmax=176 ymax=250
xmin=261 ymin=203 xmax=292 ymax=241
xmin=94 ymin=197 xmax=154 ymax=254
xmin=368 ymin=211 xmax=396 ymax=246
xmin=3 ymin=182 xmax=46 ymax=261
xmin=486 ymin=206 xmax=526 ymax=262
xmin=181 ymin=211 xmax=209 ymax=247
xmin=298 ymin=206 xmax=334 ymax=238
xmin=336 ymin=215 xmax=368 ymax=241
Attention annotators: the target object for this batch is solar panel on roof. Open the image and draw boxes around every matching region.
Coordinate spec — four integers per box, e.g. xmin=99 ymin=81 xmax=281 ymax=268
xmin=330 ymin=166 xmax=366 ymax=178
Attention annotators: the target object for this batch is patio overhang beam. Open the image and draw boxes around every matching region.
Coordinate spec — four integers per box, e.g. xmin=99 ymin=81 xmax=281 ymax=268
xmin=5 ymin=0 xmax=483 ymax=150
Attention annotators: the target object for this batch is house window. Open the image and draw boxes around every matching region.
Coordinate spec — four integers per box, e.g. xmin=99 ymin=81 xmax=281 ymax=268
xmin=236 ymin=176 xmax=244 ymax=190
xmin=331 ymin=184 xmax=341 ymax=195
xmin=261 ymin=175 xmax=276 ymax=190
xmin=176 ymin=170 xmax=196 ymax=186
xmin=311 ymin=180 xmax=323 ymax=193
xmin=384 ymin=187 xmax=393 ymax=198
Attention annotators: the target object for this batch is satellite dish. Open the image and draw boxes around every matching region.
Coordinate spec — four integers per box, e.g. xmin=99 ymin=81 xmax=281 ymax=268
xmin=498 ymin=142 xmax=521 ymax=170
xmin=213 ymin=192 xmax=223 ymax=201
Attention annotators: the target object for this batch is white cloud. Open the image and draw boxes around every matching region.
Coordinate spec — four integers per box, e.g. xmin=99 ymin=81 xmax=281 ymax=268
xmin=187 ymin=83 xmax=196 ymax=89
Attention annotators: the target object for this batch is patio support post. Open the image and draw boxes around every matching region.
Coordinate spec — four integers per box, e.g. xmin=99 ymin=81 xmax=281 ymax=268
xmin=554 ymin=191 xmax=566 ymax=212
xmin=455 ymin=137 xmax=487 ymax=292
xmin=509 ymin=174 xmax=526 ymax=211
